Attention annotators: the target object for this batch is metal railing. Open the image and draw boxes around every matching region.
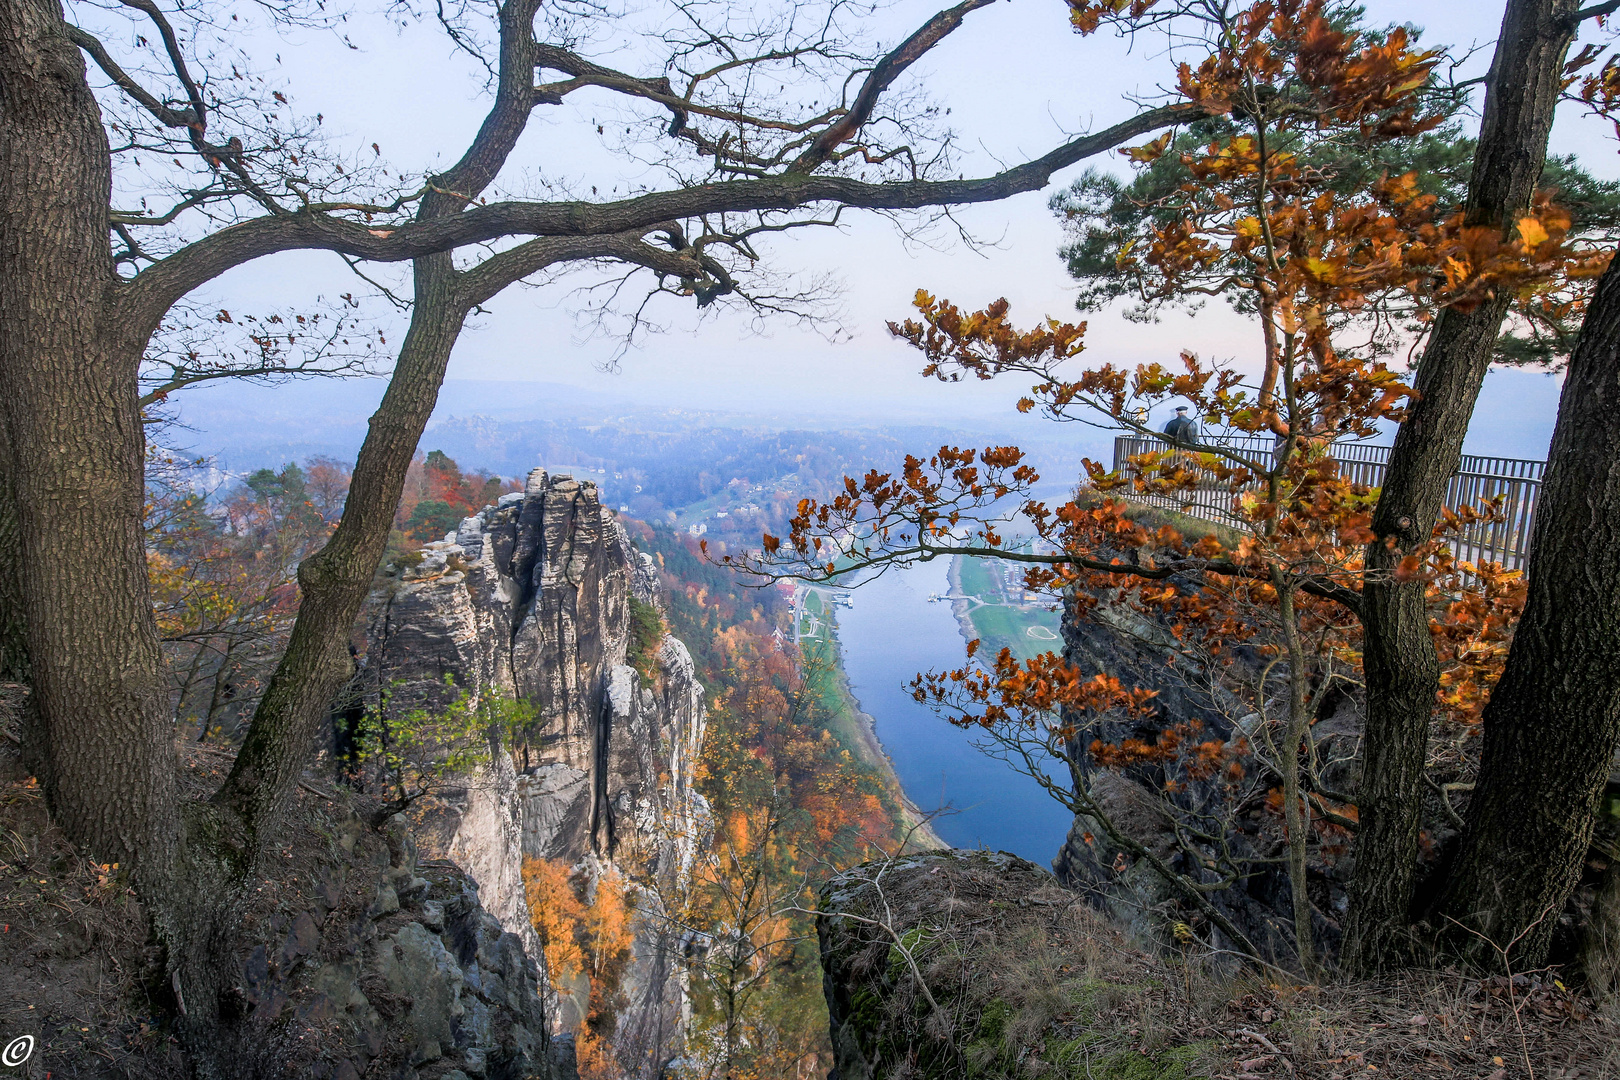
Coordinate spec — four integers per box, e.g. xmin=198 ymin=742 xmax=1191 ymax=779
xmin=1110 ymin=433 xmax=1544 ymax=570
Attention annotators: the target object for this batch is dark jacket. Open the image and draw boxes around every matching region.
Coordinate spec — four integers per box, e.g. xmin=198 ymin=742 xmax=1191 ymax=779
xmin=1163 ymin=415 xmax=1199 ymax=445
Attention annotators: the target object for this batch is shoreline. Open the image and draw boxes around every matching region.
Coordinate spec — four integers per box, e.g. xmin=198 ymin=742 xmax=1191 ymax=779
xmin=947 ymin=555 xmax=979 ymax=651
xmin=821 ymin=607 xmax=949 ymax=852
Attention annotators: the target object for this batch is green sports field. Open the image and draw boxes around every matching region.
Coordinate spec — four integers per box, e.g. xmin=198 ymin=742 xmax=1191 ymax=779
xmin=953 ymin=556 xmax=1063 ymax=663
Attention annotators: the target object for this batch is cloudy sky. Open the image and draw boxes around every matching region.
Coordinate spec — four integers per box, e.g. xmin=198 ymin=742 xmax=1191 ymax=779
xmin=168 ymin=0 xmax=1609 ymax=463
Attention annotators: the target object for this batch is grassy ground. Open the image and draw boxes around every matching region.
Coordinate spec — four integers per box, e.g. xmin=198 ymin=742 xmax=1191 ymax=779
xmin=798 ymin=591 xmax=872 ymax=762
xmin=952 ymin=556 xmax=1064 ymax=663
xmin=967 ymin=602 xmax=1062 ymax=663
xmin=956 ymin=554 xmax=1001 ymax=603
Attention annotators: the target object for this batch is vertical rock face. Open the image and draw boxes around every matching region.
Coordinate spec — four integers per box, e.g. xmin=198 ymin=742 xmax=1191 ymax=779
xmin=364 ymin=471 xmax=708 ymax=1076
xmin=1050 ymin=587 xmax=1363 ymax=964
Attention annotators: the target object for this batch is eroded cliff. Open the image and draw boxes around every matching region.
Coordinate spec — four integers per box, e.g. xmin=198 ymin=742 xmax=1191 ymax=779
xmin=362 ymin=470 xmax=707 ymax=1077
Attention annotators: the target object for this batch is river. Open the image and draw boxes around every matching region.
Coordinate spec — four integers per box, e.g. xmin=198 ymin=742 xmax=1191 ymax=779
xmin=829 ymin=557 xmax=1076 ymax=865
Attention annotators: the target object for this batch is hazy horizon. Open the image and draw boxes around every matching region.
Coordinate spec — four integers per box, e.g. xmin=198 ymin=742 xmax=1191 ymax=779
xmin=159 ymin=0 xmax=1594 ymax=479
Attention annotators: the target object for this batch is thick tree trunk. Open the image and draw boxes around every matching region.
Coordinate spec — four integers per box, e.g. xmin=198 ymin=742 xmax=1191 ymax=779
xmin=0 ymin=0 xmax=177 ymax=875
xmin=1344 ymin=0 xmax=1578 ymax=973
xmin=1434 ymin=256 xmax=1620 ymax=967
xmin=211 ymin=0 xmax=543 ymax=851
xmin=212 ymin=251 xmax=468 ymax=840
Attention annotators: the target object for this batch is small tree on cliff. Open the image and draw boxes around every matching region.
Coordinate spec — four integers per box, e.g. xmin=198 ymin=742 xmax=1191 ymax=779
xmin=0 ymin=0 xmax=1203 ymax=1053
xmin=728 ymin=0 xmax=1610 ymax=973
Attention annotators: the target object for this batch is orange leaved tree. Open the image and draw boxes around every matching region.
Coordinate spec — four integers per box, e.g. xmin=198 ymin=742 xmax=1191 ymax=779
xmin=726 ymin=0 xmax=1606 ymax=974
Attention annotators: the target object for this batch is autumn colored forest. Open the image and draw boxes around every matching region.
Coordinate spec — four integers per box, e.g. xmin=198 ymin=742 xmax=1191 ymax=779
xmin=13 ymin=0 xmax=1620 ymax=1076
xmin=142 ymin=439 xmax=905 ymax=1076
xmin=519 ymin=521 xmax=904 ymax=1079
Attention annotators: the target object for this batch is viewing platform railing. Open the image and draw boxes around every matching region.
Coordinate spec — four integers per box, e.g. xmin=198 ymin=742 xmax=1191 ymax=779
xmin=1110 ymin=434 xmax=1545 ymax=570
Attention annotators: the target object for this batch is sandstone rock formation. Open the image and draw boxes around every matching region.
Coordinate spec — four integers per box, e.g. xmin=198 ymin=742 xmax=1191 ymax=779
xmin=817 ymin=849 xmax=1210 ymax=1080
xmin=362 ymin=470 xmax=707 ymax=1077
xmin=224 ymin=807 xmax=557 ymax=1080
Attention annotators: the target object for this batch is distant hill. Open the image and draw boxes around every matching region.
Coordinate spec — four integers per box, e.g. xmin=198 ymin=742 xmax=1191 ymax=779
xmin=164 ymin=377 xmax=1097 ymax=537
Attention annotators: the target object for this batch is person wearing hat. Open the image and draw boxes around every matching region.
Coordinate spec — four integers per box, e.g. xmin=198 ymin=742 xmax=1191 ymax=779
xmin=1162 ymin=405 xmax=1199 ymax=447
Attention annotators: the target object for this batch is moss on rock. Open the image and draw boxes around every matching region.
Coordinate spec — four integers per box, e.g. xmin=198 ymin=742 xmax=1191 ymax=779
xmin=816 ymin=850 xmax=1223 ymax=1080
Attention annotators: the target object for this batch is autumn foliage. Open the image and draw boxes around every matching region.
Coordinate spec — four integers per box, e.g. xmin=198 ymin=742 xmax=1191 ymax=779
xmin=632 ymin=525 xmax=901 ymax=1076
xmin=727 ymin=0 xmax=1600 ymax=973
xmin=147 ymin=453 xmax=348 ymax=739
xmin=395 ymin=449 xmax=515 ymax=543
xmin=522 ymin=857 xmax=635 ymax=1080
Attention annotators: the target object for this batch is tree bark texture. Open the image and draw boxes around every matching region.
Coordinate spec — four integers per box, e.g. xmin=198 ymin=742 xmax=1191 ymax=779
xmin=211 ymin=0 xmax=544 ymax=854
xmin=1434 ymin=256 xmax=1620 ymax=967
xmin=0 ymin=0 xmax=177 ymax=876
xmin=1345 ymin=0 xmax=1578 ymax=973
xmin=0 ymin=428 xmax=25 ymax=685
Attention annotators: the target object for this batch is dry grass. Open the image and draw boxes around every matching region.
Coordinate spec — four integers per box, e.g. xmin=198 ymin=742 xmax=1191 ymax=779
xmin=1222 ymin=972 xmax=1619 ymax=1080
xmin=819 ymin=850 xmax=1620 ymax=1080
xmin=820 ymin=850 xmax=1230 ymax=1079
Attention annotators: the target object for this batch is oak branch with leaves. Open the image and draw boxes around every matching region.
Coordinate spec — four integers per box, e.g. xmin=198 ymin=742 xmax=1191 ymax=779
xmin=726 ymin=0 xmax=1592 ymax=973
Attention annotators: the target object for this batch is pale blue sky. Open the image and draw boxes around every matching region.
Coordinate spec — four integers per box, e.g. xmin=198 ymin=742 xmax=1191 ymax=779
xmin=169 ymin=0 xmax=1610 ymax=462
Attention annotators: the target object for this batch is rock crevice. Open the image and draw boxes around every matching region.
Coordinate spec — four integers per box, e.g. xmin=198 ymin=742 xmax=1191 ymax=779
xmin=364 ymin=471 xmax=707 ymax=1076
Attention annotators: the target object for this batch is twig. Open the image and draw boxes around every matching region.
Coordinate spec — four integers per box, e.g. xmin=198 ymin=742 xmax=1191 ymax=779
xmin=1235 ymin=1027 xmax=1294 ymax=1072
xmin=297 ymin=778 xmax=335 ymax=801
xmin=791 ymin=900 xmax=942 ymax=1013
xmin=1442 ymin=902 xmax=1559 ymax=1080
xmin=171 ymin=969 xmax=187 ymax=1016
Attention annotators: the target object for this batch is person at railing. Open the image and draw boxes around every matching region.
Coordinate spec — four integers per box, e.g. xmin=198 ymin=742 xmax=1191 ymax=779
xmin=1162 ymin=405 xmax=1200 ymax=447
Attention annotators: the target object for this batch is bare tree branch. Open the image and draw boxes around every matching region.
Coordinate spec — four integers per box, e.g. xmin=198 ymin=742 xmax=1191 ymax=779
xmin=123 ymin=101 xmax=1200 ymax=328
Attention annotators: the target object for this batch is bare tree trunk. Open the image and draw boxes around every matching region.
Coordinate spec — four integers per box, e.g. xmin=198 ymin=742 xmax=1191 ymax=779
xmin=0 ymin=0 xmax=178 ymax=878
xmin=1433 ymin=255 xmax=1620 ymax=967
xmin=199 ymin=638 xmax=238 ymax=741
xmin=1345 ymin=0 xmax=1579 ymax=973
xmin=0 ymin=430 xmax=25 ymax=686
xmin=1277 ymin=579 xmax=1316 ymax=977
xmin=0 ymin=420 xmax=42 ymax=764
xmin=212 ymin=250 xmax=468 ymax=841
xmin=210 ymin=0 xmax=542 ymax=849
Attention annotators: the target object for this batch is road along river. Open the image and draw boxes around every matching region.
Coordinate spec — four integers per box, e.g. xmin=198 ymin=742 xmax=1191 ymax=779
xmin=826 ymin=557 xmax=1075 ymax=864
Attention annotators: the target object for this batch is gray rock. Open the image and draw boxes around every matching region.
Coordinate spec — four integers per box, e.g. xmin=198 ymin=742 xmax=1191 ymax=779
xmin=520 ymin=764 xmax=591 ymax=860
xmin=363 ymin=470 xmax=712 ymax=1076
xmin=368 ymin=883 xmax=399 ymax=919
xmin=379 ymin=922 xmax=464 ymax=1065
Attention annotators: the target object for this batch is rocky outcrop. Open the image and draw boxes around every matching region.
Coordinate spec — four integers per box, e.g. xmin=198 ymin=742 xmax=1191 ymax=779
xmin=367 ymin=471 xmax=703 ymax=860
xmin=817 ymin=850 xmax=1210 ymax=1080
xmin=225 ymin=808 xmax=556 ymax=1080
xmin=1049 ymin=586 xmax=1361 ymax=964
xmin=363 ymin=471 xmax=708 ymax=1077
